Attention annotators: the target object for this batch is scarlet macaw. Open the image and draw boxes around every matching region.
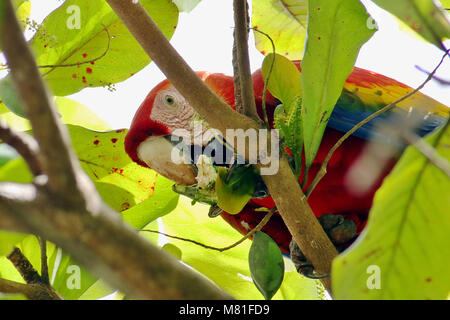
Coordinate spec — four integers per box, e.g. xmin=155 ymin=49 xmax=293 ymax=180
xmin=125 ymin=62 xmax=448 ymax=262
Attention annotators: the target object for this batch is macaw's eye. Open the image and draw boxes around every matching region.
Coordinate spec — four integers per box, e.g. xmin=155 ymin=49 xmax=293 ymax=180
xmin=164 ymin=95 xmax=175 ymax=106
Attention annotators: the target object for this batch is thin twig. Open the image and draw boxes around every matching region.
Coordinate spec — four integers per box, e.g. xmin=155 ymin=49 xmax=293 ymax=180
xmin=0 ymin=278 xmax=61 ymax=300
xmin=251 ymin=28 xmax=276 ymax=130
xmin=232 ymin=0 xmax=260 ymax=121
xmin=2 ymin=0 xmax=87 ymax=201
xmin=39 ymin=26 xmax=111 ymax=71
xmin=38 ymin=237 xmax=49 ymax=285
xmin=7 ymin=247 xmax=42 ymax=284
xmin=402 ymin=128 xmax=450 ymax=177
xmin=139 ymin=208 xmax=276 ymax=252
xmin=0 ymin=0 xmax=233 ymax=300
xmin=305 ymin=48 xmax=450 ymax=197
xmin=0 ymin=121 xmax=41 ymax=176
xmin=415 ymin=65 xmax=450 ymax=85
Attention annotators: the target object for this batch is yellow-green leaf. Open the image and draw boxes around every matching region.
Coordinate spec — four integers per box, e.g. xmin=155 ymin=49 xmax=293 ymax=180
xmin=216 ymin=166 xmax=255 ymax=215
xmin=31 ymin=0 xmax=178 ymax=96
xmin=301 ymin=0 xmax=376 ymax=168
xmin=252 ymin=0 xmax=308 ymax=59
xmin=261 ymin=53 xmax=302 ymax=109
xmin=153 ymin=196 xmax=322 ymax=300
xmin=333 ymin=122 xmax=450 ymax=299
xmin=373 ymin=0 xmax=450 ymax=49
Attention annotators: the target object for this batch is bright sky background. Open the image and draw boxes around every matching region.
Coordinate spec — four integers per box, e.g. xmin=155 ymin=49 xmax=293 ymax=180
xmin=24 ymin=0 xmax=450 ymax=129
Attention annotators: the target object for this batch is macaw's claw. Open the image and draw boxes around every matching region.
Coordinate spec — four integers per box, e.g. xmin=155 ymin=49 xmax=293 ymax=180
xmin=208 ymin=205 xmax=223 ymax=218
xmin=289 ymin=213 xmax=357 ymax=278
xmin=319 ymin=213 xmax=357 ymax=245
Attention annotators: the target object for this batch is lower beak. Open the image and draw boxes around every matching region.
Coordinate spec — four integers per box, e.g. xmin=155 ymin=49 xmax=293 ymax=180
xmin=137 ymin=134 xmax=197 ymax=185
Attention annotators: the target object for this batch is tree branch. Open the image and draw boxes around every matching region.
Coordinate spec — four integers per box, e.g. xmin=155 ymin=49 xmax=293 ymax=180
xmin=0 ymin=278 xmax=60 ymax=300
xmin=7 ymin=247 xmax=42 ymax=284
xmin=5 ymin=247 xmax=62 ymax=300
xmin=38 ymin=237 xmax=50 ymax=285
xmin=0 ymin=0 xmax=232 ymax=300
xmin=2 ymin=0 xmax=87 ymax=203
xmin=0 ymin=181 xmax=232 ymax=299
xmin=105 ymin=0 xmax=259 ymax=136
xmin=232 ymin=0 xmax=260 ymax=121
xmin=105 ymin=0 xmax=338 ymax=292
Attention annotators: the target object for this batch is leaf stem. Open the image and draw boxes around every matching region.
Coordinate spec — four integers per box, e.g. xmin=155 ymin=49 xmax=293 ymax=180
xmin=138 ymin=207 xmax=276 ymax=252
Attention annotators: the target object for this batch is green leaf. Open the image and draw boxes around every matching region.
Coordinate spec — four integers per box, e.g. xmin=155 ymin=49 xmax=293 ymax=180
xmin=162 ymin=243 xmax=182 ymax=260
xmin=285 ymin=96 xmax=303 ymax=176
xmin=55 ymin=97 xmax=111 ymax=131
xmin=16 ymin=0 xmax=30 ymax=31
xmin=77 ymin=279 xmax=115 ymax=300
xmin=0 ymin=125 xmax=162 ymax=213
xmin=37 ymin=240 xmax=112 ymax=300
xmin=68 ymin=125 xmax=159 ymax=212
xmin=252 ymin=0 xmax=308 ymax=59
xmin=0 ymin=143 xmax=19 ymax=168
xmin=333 ymin=123 xmax=450 ymax=299
xmin=249 ymin=231 xmax=284 ymax=300
xmin=301 ymin=0 xmax=376 ymax=168
xmin=172 ymin=0 xmax=201 ymax=12
xmin=0 ymin=102 xmax=29 ymax=131
xmin=0 ymin=293 xmax=27 ymax=300
xmin=50 ymin=251 xmax=114 ymax=300
xmin=31 ymin=0 xmax=178 ymax=96
xmin=264 ymin=54 xmax=304 ymax=175
xmin=0 ymin=218 xmax=113 ymax=301
xmin=12 ymin=0 xmax=25 ymax=9
xmin=274 ymin=98 xmax=303 ymax=176
xmin=216 ymin=166 xmax=257 ymax=214
xmin=0 ymin=97 xmax=111 ymax=131
xmin=155 ymin=196 xmax=321 ymax=300
xmin=373 ymin=0 xmax=450 ymax=49
xmin=121 ymin=175 xmax=179 ymax=229
xmin=261 ymin=53 xmax=302 ymax=109
xmin=0 ymin=158 xmax=33 ymax=183
xmin=0 ymin=76 xmax=26 ymax=117
xmin=0 ymin=231 xmax=26 ymax=256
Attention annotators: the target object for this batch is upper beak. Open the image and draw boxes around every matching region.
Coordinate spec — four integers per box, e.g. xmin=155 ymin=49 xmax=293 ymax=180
xmin=137 ymin=134 xmax=197 ymax=186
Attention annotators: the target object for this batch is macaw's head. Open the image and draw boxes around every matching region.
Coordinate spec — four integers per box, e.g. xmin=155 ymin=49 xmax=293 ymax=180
xmin=125 ymin=77 xmax=200 ymax=185
xmin=125 ymin=72 xmax=237 ymax=185
xmin=125 ymin=72 xmax=234 ymax=185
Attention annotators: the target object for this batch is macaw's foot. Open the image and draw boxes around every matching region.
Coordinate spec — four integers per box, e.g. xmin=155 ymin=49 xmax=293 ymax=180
xmin=289 ymin=213 xmax=357 ymax=278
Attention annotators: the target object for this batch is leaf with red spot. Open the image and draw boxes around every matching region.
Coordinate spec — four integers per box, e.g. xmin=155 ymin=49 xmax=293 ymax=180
xmin=372 ymin=0 xmax=450 ymax=50
xmin=301 ymin=0 xmax=376 ymax=168
xmin=252 ymin=0 xmax=308 ymax=59
xmin=30 ymin=0 xmax=179 ymax=96
xmin=68 ymin=125 xmax=163 ymax=211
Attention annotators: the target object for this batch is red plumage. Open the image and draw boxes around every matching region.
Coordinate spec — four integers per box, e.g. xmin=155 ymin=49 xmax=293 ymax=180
xmin=203 ymin=68 xmax=395 ymax=253
xmin=126 ymin=63 xmax=442 ymax=253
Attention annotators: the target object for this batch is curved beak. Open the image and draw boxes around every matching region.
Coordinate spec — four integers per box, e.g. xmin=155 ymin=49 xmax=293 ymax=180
xmin=137 ymin=134 xmax=197 ymax=186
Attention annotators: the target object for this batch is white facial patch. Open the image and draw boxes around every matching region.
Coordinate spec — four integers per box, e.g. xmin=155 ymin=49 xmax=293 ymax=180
xmin=137 ymin=136 xmax=196 ymax=186
xmin=150 ymin=86 xmax=217 ymax=146
xmin=150 ymin=87 xmax=195 ymax=133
